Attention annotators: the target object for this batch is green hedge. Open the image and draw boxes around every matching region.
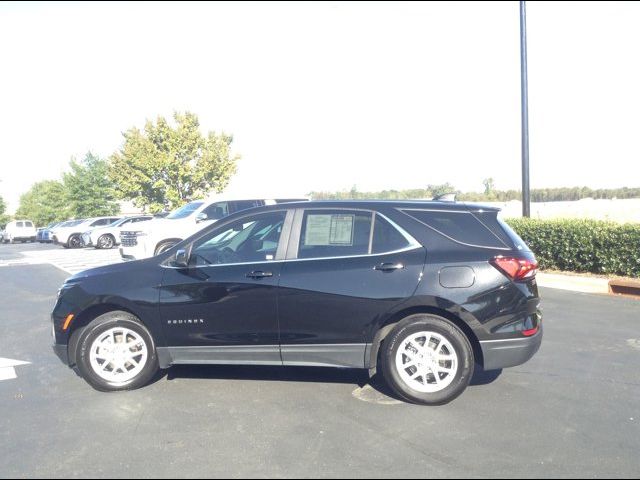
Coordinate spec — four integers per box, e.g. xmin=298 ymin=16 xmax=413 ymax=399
xmin=505 ymin=218 xmax=640 ymax=278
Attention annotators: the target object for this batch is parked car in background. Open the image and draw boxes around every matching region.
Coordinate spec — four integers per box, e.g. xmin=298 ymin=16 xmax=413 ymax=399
xmin=53 ymin=200 xmax=541 ymax=404
xmin=4 ymin=220 xmax=37 ymax=243
xmin=51 ymin=217 xmax=121 ymax=248
xmin=82 ymin=215 xmax=154 ymax=249
xmin=119 ymin=197 xmax=308 ymax=260
xmin=37 ymin=222 xmax=64 ymax=243
xmin=0 ymin=227 xmax=5 ymax=243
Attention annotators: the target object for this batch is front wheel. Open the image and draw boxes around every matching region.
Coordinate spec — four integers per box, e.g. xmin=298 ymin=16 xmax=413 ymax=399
xmin=154 ymin=240 xmax=179 ymax=256
xmin=96 ymin=234 xmax=115 ymax=249
xmin=380 ymin=314 xmax=474 ymax=405
xmin=75 ymin=311 xmax=159 ymax=392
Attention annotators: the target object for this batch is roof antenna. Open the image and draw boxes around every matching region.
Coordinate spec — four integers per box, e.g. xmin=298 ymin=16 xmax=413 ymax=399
xmin=433 ymin=193 xmax=457 ymax=202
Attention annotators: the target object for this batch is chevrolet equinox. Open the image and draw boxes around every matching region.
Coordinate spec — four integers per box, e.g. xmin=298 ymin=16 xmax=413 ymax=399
xmin=52 ymin=200 xmax=542 ymax=405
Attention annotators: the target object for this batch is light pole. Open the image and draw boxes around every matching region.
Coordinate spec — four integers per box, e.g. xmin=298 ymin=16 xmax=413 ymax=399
xmin=520 ymin=0 xmax=531 ymax=217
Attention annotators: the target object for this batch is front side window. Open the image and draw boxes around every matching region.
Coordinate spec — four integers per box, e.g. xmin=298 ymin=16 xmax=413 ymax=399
xmin=191 ymin=211 xmax=287 ymax=266
xmin=298 ymin=210 xmax=373 ymax=259
xmin=24 ymin=221 xmax=33 ymax=228
xmin=16 ymin=221 xmax=24 ymax=228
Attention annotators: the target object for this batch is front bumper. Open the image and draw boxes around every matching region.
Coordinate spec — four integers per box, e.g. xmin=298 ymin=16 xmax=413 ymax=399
xmin=52 ymin=344 xmax=70 ymax=365
xmin=480 ymin=326 xmax=543 ymax=371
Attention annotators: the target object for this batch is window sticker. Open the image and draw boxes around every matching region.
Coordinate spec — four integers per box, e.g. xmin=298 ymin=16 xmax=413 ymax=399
xmin=329 ymin=214 xmax=354 ymax=245
xmin=304 ymin=214 xmax=355 ymax=246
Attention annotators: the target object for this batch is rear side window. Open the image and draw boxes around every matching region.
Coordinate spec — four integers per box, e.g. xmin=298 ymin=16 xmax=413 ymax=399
xmin=202 ymin=202 xmax=230 ymax=220
xmin=298 ymin=210 xmax=373 ymax=259
xmin=403 ymin=210 xmax=509 ymax=249
xmin=372 ymin=215 xmax=412 ymax=254
xmin=231 ymin=200 xmax=262 ymax=212
xmin=25 ymin=221 xmax=33 ymax=227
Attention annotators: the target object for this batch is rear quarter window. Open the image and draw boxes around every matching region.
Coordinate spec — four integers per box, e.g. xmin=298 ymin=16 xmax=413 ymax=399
xmin=402 ymin=209 xmax=510 ymax=249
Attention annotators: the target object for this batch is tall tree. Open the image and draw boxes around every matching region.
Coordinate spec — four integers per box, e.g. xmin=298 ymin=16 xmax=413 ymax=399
xmin=15 ymin=180 xmax=68 ymax=226
xmin=109 ymin=111 xmax=240 ymax=212
xmin=0 ymin=194 xmax=9 ymax=227
xmin=63 ymin=152 xmax=120 ymax=218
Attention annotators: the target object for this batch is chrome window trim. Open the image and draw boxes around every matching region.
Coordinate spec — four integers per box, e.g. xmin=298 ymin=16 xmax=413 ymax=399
xmin=399 ymin=208 xmax=511 ymax=251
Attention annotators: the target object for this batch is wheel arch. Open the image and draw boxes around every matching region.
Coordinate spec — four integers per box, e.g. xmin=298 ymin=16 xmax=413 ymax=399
xmin=367 ymin=305 xmax=484 ymax=374
xmin=66 ymin=303 xmax=152 ymax=367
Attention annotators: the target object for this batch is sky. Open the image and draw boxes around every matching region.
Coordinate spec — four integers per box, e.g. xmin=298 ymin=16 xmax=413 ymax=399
xmin=1 ymin=1 xmax=639 ymax=213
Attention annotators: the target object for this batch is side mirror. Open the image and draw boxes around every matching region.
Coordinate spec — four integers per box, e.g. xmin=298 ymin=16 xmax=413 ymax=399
xmin=174 ymin=249 xmax=190 ymax=268
xmin=196 ymin=212 xmax=208 ymax=224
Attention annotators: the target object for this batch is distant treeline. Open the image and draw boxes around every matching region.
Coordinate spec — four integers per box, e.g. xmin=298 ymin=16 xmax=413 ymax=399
xmin=309 ymin=185 xmax=640 ymax=202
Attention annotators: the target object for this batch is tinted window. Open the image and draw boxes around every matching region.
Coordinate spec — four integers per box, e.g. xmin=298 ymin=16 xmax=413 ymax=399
xmin=231 ymin=200 xmax=262 ymax=212
xmin=192 ymin=211 xmax=287 ymax=266
xmin=90 ymin=219 xmax=110 ymax=227
xmin=201 ymin=202 xmax=230 ymax=220
xmin=132 ymin=217 xmax=152 ymax=223
xmin=372 ymin=215 xmax=411 ymax=254
xmin=167 ymin=201 xmax=204 ymax=220
xmin=403 ymin=210 xmax=509 ymax=249
xmin=16 ymin=222 xmax=24 ymax=227
xmin=298 ymin=210 xmax=373 ymax=259
xmin=24 ymin=221 xmax=33 ymax=227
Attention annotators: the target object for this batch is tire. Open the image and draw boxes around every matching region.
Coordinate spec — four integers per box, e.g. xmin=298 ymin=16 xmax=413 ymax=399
xmin=380 ymin=314 xmax=474 ymax=405
xmin=67 ymin=234 xmax=83 ymax=249
xmin=75 ymin=311 xmax=159 ymax=392
xmin=96 ymin=234 xmax=115 ymax=249
xmin=154 ymin=239 xmax=180 ymax=256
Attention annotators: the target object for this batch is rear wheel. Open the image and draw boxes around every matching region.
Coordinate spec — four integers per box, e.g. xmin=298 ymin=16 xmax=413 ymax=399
xmin=381 ymin=314 xmax=474 ymax=405
xmin=96 ymin=234 xmax=115 ymax=249
xmin=75 ymin=311 xmax=159 ymax=392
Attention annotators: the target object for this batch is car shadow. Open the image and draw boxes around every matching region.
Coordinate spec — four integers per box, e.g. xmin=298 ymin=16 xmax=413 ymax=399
xmin=155 ymin=362 xmax=502 ymax=400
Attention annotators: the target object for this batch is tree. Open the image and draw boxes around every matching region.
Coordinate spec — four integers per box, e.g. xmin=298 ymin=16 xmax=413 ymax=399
xmin=63 ymin=152 xmax=120 ymax=218
xmin=0 ymin=194 xmax=9 ymax=227
xmin=427 ymin=183 xmax=458 ymax=198
xmin=15 ymin=180 xmax=68 ymax=226
xmin=109 ymin=111 xmax=240 ymax=212
xmin=483 ymin=178 xmax=495 ymax=197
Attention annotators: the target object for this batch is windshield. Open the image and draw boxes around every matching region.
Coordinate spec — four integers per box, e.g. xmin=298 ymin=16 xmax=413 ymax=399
xmin=60 ymin=220 xmax=84 ymax=228
xmin=166 ymin=201 xmax=204 ymax=220
xmin=109 ymin=217 xmax=132 ymax=227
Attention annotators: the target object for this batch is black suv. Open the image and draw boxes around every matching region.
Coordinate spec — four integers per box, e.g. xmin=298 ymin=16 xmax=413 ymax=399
xmin=52 ymin=201 xmax=542 ymax=405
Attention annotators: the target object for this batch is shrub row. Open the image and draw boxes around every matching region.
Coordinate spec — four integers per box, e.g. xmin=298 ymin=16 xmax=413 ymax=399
xmin=504 ymin=218 xmax=640 ymax=278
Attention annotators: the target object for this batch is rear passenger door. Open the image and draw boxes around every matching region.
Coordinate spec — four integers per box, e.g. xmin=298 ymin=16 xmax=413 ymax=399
xmin=277 ymin=208 xmax=427 ymax=368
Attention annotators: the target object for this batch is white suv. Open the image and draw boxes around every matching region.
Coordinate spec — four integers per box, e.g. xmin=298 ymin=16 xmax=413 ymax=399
xmin=51 ymin=216 xmax=122 ymax=248
xmin=82 ymin=215 xmax=153 ymax=249
xmin=120 ymin=197 xmax=307 ymax=260
xmin=4 ymin=220 xmax=37 ymax=243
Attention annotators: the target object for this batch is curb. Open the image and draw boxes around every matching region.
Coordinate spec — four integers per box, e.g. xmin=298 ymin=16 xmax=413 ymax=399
xmin=536 ymin=272 xmax=610 ymax=295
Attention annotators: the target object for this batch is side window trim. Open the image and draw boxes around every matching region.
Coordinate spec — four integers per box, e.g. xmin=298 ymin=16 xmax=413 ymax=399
xmin=161 ymin=208 xmax=294 ymax=268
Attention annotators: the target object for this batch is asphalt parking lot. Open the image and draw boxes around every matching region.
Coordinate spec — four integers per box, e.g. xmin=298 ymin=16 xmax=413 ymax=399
xmin=1 ymin=244 xmax=639 ymax=478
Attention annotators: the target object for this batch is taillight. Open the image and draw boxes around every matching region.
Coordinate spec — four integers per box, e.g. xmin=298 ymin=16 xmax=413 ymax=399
xmin=490 ymin=256 xmax=538 ymax=281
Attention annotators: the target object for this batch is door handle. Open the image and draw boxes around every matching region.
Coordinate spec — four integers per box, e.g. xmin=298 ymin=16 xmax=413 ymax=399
xmin=246 ymin=270 xmax=274 ymax=279
xmin=374 ymin=262 xmax=405 ymax=272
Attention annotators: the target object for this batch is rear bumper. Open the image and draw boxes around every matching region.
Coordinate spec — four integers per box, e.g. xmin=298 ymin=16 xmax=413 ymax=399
xmin=480 ymin=326 xmax=543 ymax=370
xmin=52 ymin=344 xmax=70 ymax=366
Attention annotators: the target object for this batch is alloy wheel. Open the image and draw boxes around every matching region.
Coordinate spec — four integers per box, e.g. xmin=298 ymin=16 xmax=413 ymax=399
xmin=394 ymin=331 xmax=459 ymax=393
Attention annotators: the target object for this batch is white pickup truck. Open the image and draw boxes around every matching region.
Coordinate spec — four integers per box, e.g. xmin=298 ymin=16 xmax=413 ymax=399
xmin=119 ymin=196 xmax=307 ymax=260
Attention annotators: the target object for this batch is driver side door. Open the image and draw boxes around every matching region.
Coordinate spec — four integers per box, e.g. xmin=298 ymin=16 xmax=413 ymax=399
xmin=158 ymin=209 xmax=292 ymax=365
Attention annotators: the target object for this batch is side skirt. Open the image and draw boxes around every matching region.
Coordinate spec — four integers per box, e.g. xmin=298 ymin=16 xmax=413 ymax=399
xmin=157 ymin=344 xmax=369 ymax=369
